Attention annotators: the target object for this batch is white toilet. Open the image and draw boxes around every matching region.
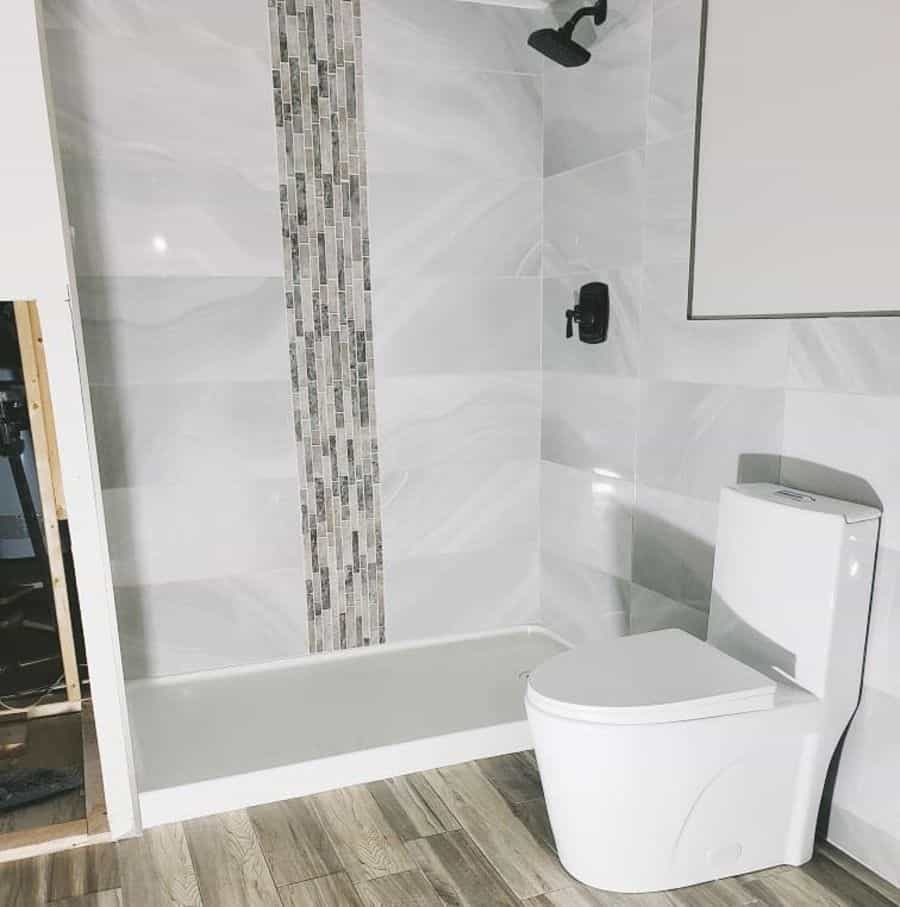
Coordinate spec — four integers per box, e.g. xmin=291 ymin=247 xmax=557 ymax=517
xmin=526 ymin=483 xmax=881 ymax=893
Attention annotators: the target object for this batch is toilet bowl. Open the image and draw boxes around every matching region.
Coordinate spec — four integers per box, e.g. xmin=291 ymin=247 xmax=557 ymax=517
xmin=526 ymin=483 xmax=881 ymax=893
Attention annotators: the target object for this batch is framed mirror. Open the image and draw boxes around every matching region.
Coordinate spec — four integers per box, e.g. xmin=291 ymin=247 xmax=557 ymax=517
xmin=689 ymin=0 xmax=900 ymax=319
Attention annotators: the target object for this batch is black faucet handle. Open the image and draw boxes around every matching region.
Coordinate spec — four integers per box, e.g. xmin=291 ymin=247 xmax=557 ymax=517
xmin=565 ymin=308 xmax=576 ymax=339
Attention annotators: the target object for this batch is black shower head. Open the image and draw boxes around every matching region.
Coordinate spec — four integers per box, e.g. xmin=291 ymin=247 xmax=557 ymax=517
xmin=527 ymin=27 xmax=592 ymax=67
xmin=528 ymin=1 xmax=607 ymax=68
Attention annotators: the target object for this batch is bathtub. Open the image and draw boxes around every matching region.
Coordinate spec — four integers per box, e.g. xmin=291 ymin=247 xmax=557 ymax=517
xmin=126 ymin=625 xmax=568 ymax=828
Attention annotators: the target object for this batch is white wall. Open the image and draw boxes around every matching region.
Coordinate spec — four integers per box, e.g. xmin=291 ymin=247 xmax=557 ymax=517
xmin=0 ymin=0 xmax=138 ymax=837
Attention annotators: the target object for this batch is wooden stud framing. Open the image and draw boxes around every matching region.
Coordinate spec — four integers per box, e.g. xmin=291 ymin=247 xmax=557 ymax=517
xmin=13 ymin=300 xmax=81 ymax=704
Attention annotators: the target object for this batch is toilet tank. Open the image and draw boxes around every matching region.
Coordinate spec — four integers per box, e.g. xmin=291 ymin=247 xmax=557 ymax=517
xmin=707 ymin=483 xmax=880 ymax=701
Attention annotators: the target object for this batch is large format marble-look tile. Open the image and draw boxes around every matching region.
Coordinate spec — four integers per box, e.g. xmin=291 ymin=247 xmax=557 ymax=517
xmin=640 ymin=263 xmax=791 ymax=388
xmin=102 ymin=478 xmax=302 ymax=586
xmin=540 ymin=550 xmax=630 ymax=646
xmin=89 ymin=380 xmax=295 ymax=490
xmin=781 ymin=390 xmax=900 ymax=548
xmin=541 ymin=269 xmax=641 ymax=376
xmin=384 ymin=545 xmax=540 ymax=643
xmin=377 ymin=373 xmax=540 ymax=473
xmin=787 ymin=316 xmax=900 ymax=396
xmin=381 ymin=459 xmax=538 ymax=561
xmin=374 ymin=275 xmax=539 ymax=377
xmin=826 ymin=689 xmax=900 ymax=890
xmin=362 ymin=0 xmax=543 ymax=74
xmin=77 ymin=277 xmax=290 ymax=386
xmin=366 ymin=62 xmax=541 ymax=180
xmin=540 ymin=461 xmax=633 ymax=581
xmin=631 ymin=484 xmax=717 ymax=612
xmin=541 ymin=373 xmax=638 ymax=476
xmin=647 ymin=0 xmax=703 ymax=144
xmin=543 ymin=0 xmax=652 ymax=177
xmin=864 ymin=546 xmax=900 ymax=699
xmin=628 ymin=581 xmax=708 ymax=639
xmin=636 ymin=381 xmax=785 ymax=502
xmin=113 ymin=568 xmax=307 ymax=679
xmin=368 ymin=173 xmax=541 ymax=280
xmin=543 ymin=151 xmax=646 ymax=275
xmin=44 ymin=0 xmax=281 ymax=277
xmin=643 ymin=131 xmax=695 ymax=263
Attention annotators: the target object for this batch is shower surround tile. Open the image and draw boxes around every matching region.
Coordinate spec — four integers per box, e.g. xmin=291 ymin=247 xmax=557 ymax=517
xmin=647 ymin=0 xmax=703 ymax=144
xmin=44 ymin=1 xmax=283 ymax=277
xmin=268 ymin=0 xmax=384 ymax=652
xmin=362 ymin=0 xmax=543 ymax=75
xmin=543 ymin=150 xmax=646 ymax=274
xmin=542 ymin=0 xmax=652 ymax=176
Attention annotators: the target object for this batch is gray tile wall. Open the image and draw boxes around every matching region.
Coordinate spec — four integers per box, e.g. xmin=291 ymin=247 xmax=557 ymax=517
xmin=267 ymin=0 xmax=385 ymax=652
xmin=44 ymin=2 xmax=307 ymax=677
xmin=538 ymin=0 xmax=900 ymax=885
xmin=361 ymin=0 xmax=545 ymax=641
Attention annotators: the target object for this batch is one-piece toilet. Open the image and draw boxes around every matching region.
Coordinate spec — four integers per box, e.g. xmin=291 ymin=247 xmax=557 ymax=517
xmin=526 ymin=483 xmax=881 ymax=893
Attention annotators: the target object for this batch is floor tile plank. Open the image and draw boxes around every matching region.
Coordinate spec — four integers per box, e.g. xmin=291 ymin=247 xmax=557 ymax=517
xmin=816 ymin=843 xmax=900 ymax=905
xmin=511 ymin=798 xmax=557 ymax=855
xmin=48 ymin=842 xmax=120 ymax=901
xmin=367 ymin=774 xmax=459 ymax=842
xmin=424 ymin=762 xmax=572 ymax=899
xmin=310 ymin=786 xmax=416 ymax=882
xmin=355 ymin=868 xmax=443 ymax=906
xmin=668 ymin=877 xmax=760 ymax=906
xmin=741 ymin=860 xmax=895 ymax=906
xmin=118 ymin=822 xmax=203 ymax=907
xmin=407 ymin=828 xmax=521 ymax=907
xmin=52 ymin=891 xmax=123 ymax=907
xmin=248 ymin=796 xmax=342 ymax=886
xmin=183 ymin=810 xmax=280 ymax=907
xmin=525 ymin=886 xmax=675 ymax=905
xmin=279 ymin=872 xmax=364 ymax=907
xmin=800 ymin=854 xmax=898 ymax=906
xmin=477 ymin=751 xmax=544 ymax=806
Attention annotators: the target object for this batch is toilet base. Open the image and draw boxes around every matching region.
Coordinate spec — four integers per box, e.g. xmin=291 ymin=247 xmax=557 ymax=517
xmin=527 ymin=693 xmax=834 ymax=893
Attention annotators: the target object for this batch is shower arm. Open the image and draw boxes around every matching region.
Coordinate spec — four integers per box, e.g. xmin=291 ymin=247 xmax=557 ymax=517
xmin=559 ymin=0 xmax=608 ymax=38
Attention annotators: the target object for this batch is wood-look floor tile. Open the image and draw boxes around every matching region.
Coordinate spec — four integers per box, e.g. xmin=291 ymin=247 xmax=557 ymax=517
xmin=355 ymin=868 xmax=443 ymax=906
xmin=668 ymin=878 xmax=760 ymax=906
xmin=118 ymin=822 xmax=203 ymax=907
xmin=278 ymin=872 xmax=364 ymax=907
xmin=801 ymin=855 xmax=897 ymax=906
xmin=476 ymin=751 xmax=544 ymax=806
xmin=525 ymin=885 xmax=675 ymax=905
xmin=52 ymin=890 xmax=123 ymax=907
xmin=183 ymin=810 xmax=280 ymax=907
xmin=367 ymin=774 xmax=459 ymax=842
xmin=0 ymin=854 xmax=50 ymax=905
xmin=48 ymin=842 xmax=120 ymax=901
xmin=741 ymin=861 xmax=893 ymax=906
xmin=310 ymin=786 xmax=416 ymax=883
xmin=407 ymin=828 xmax=520 ymax=907
xmin=424 ymin=762 xmax=572 ymax=899
xmin=816 ymin=843 xmax=900 ymax=905
xmin=248 ymin=796 xmax=342 ymax=886
xmin=511 ymin=798 xmax=557 ymax=854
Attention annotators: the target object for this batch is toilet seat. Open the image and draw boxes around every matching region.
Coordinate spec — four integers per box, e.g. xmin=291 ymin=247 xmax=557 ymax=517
xmin=527 ymin=628 xmax=777 ymax=725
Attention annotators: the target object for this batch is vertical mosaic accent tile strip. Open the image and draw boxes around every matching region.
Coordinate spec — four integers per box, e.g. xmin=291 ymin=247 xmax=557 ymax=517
xmin=268 ymin=0 xmax=384 ymax=652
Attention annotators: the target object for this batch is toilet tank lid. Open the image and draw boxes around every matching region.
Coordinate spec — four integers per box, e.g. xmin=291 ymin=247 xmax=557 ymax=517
xmin=527 ymin=629 xmax=777 ymax=725
xmin=727 ymin=483 xmax=881 ymax=524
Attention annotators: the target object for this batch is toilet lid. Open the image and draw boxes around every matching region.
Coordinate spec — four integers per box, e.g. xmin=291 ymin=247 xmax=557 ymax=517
xmin=527 ymin=629 xmax=777 ymax=725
